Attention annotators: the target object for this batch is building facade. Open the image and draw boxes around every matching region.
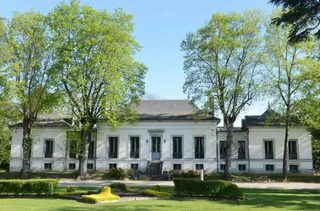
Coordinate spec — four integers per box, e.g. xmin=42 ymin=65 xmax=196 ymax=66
xmin=9 ymin=100 xmax=313 ymax=174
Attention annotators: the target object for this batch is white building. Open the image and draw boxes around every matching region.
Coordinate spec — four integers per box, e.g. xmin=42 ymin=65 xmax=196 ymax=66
xmin=9 ymin=100 xmax=313 ymax=174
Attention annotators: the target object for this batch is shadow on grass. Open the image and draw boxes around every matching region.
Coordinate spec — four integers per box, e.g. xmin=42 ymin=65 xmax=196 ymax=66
xmin=219 ymin=189 xmax=320 ymax=210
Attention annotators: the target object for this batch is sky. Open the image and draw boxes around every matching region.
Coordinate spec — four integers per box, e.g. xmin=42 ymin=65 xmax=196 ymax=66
xmin=0 ymin=0 xmax=276 ymax=125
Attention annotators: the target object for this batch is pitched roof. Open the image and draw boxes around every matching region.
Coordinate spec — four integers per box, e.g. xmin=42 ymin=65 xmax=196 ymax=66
xmin=242 ymin=108 xmax=300 ymax=127
xmin=9 ymin=100 xmax=219 ymax=128
xmin=134 ymin=100 xmax=219 ymax=121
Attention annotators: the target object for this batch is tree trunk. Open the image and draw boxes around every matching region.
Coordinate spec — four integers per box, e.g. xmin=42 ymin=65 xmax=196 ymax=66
xmin=20 ymin=117 xmax=32 ymax=179
xmin=224 ymin=121 xmax=234 ymax=180
xmin=282 ymin=107 xmax=290 ymax=181
xmin=77 ymin=126 xmax=92 ymax=180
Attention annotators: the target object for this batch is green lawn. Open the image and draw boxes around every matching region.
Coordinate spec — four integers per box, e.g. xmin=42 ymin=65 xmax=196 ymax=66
xmin=0 ymin=188 xmax=319 ymax=210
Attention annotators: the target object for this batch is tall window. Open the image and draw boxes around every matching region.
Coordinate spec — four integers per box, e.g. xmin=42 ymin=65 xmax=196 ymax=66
xmin=69 ymin=140 xmax=77 ymax=158
xmin=195 ymin=136 xmax=204 ymax=159
xmin=220 ymin=141 xmax=227 ymax=159
xmin=44 ymin=140 xmax=53 ymax=158
xmin=289 ymin=140 xmax=297 ymax=159
xmin=264 ymin=140 xmax=274 ymax=159
xmin=130 ymin=137 xmax=140 ymax=158
xmin=88 ymin=141 xmax=95 ymax=159
xmin=238 ymin=141 xmax=246 ymax=159
xmin=109 ymin=137 xmax=118 ymax=158
xmin=173 ymin=136 xmax=182 ymax=159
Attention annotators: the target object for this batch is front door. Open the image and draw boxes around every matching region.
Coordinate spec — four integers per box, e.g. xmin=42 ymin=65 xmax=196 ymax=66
xmin=152 ymin=137 xmax=161 ymax=160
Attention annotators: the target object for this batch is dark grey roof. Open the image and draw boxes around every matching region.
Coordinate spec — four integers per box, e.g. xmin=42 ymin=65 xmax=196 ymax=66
xmin=242 ymin=109 xmax=300 ymax=127
xmin=217 ymin=127 xmax=246 ymax=132
xmin=10 ymin=118 xmax=71 ymax=128
xmin=10 ymin=100 xmax=220 ymax=128
xmin=134 ymin=100 xmax=219 ymax=121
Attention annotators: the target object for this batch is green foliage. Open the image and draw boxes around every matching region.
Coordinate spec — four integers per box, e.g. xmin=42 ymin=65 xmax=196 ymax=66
xmin=173 ymin=178 xmax=244 ymax=199
xmin=270 ymin=0 xmax=320 ymax=43
xmin=171 ymin=170 xmax=199 ymax=178
xmin=0 ymin=179 xmax=58 ymax=195
xmin=109 ymin=183 xmax=129 ymax=192
xmin=0 ymin=11 xmax=61 ymax=176
xmin=107 ymin=168 xmax=133 ymax=180
xmin=142 ymin=189 xmax=171 ymax=198
xmin=82 ymin=186 xmax=120 ymax=203
xmin=311 ymin=129 xmax=320 ymax=173
xmin=47 ymin=0 xmax=146 ymax=178
xmin=263 ymin=12 xmax=316 ymax=179
xmin=181 ymin=11 xmax=264 ymax=179
xmin=150 ymin=185 xmax=161 ymax=192
xmin=66 ymin=187 xmax=75 ymax=193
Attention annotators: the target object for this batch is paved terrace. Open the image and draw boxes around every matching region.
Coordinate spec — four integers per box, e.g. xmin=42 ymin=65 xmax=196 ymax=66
xmin=58 ymin=179 xmax=320 ymax=190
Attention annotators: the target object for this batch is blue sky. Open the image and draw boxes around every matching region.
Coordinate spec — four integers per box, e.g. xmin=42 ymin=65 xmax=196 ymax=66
xmin=1 ymin=0 xmax=275 ymax=125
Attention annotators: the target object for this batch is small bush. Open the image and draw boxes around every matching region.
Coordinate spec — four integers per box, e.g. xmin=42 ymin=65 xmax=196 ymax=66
xmin=151 ymin=185 xmax=161 ymax=191
xmin=172 ymin=170 xmax=199 ymax=178
xmin=0 ymin=179 xmax=58 ymax=195
xmin=66 ymin=187 xmax=75 ymax=193
xmin=110 ymin=183 xmax=129 ymax=192
xmin=174 ymin=178 xmax=243 ymax=199
xmin=142 ymin=189 xmax=171 ymax=198
xmin=107 ymin=168 xmax=132 ymax=179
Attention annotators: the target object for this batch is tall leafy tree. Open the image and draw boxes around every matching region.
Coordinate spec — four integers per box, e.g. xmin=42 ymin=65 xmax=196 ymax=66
xmin=263 ymin=17 xmax=314 ymax=180
xmin=48 ymin=1 xmax=146 ymax=179
xmin=181 ymin=11 xmax=263 ymax=180
xmin=3 ymin=12 xmax=60 ymax=178
xmin=269 ymin=0 xmax=320 ymax=43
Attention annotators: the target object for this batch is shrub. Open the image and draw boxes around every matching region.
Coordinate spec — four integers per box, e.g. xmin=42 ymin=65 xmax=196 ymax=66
xmin=66 ymin=187 xmax=75 ymax=193
xmin=151 ymin=185 xmax=161 ymax=191
xmin=110 ymin=183 xmax=129 ymax=192
xmin=0 ymin=179 xmax=58 ymax=195
xmin=142 ymin=189 xmax=171 ymax=198
xmin=174 ymin=178 xmax=243 ymax=199
xmin=107 ymin=168 xmax=132 ymax=179
xmin=82 ymin=186 xmax=120 ymax=203
xmin=172 ymin=170 xmax=199 ymax=178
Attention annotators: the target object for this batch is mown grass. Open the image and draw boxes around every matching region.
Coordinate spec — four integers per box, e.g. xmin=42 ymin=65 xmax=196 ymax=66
xmin=0 ymin=187 xmax=319 ymax=210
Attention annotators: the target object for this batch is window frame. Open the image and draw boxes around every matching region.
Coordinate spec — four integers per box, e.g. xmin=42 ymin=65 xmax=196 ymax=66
xmin=88 ymin=140 xmax=95 ymax=159
xmin=108 ymin=136 xmax=119 ymax=159
xmin=130 ymin=136 xmax=140 ymax=159
xmin=194 ymin=136 xmax=205 ymax=159
xmin=68 ymin=163 xmax=76 ymax=170
xmin=173 ymin=164 xmax=182 ymax=170
xmin=195 ymin=164 xmax=204 ymax=170
xmin=219 ymin=140 xmax=227 ymax=159
xmin=288 ymin=139 xmax=298 ymax=160
xmin=44 ymin=162 xmax=52 ymax=170
xmin=264 ymin=140 xmax=274 ymax=159
xmin=109 ymin=163 xmax=117 ymax=169
xmin=238 ymin=164 xmax=246 ymax=171
xmin=238 ymin=140 xmax=246 ymax=159
xmin=265 ymin=164 xmax=274 ymax=172
xmin=172 ymin=136 xmax=183 ymax=159
xmin=44 ymin=139 xmax=54 ymax=158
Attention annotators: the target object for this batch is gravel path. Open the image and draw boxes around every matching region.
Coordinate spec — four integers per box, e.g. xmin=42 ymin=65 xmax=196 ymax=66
xmin=58 ymin=179 xmax=320 ymax=190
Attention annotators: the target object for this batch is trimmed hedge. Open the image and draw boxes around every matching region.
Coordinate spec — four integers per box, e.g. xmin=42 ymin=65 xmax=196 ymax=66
xmin=174 ymin=178 xmax=243 ymax=199
xmin=0 ymin=179 xmax=58 ymax=195
xmin=142 ymin=189 xmax=171 ymax=198
xmin=110 ymin=183 xmax=129 ymax=192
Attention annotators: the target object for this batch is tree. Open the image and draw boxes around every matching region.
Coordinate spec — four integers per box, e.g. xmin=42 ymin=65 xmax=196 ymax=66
xmin=48 ymin=1 xmax=146 ymax=179
xmin=311 ymin=129 xmax=320 ymax=172
xmin=263 ymin=18 xmax=314 ymax=180
xmin=269 ymin=0 xmax=320 ymax=43
xmin=181 ymin=11 xmax=263 ymax=180
xmin=3 ymin=12 xmax=60 ymax=178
